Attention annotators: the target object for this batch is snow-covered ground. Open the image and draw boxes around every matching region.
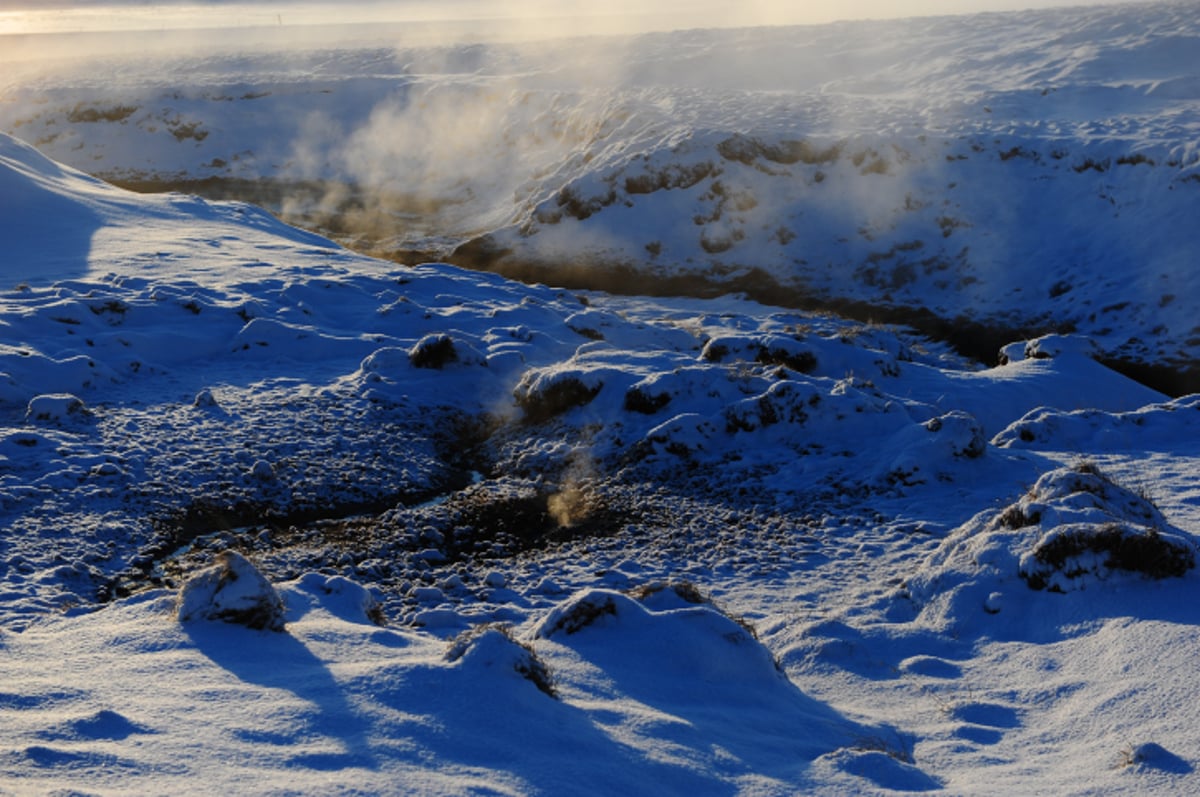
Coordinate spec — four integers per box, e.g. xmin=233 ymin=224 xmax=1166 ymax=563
xmin=2 ymin=3 xmax=1200 ymax=794
xmin=2 ymin=0 xmax=1198 ymax=383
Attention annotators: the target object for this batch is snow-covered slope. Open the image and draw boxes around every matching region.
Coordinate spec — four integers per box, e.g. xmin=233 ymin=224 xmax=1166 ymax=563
xmin=3 ymin=1 xmax=1198 ymax=380
xmin=0 ymin=132 xmax=349 ymax=286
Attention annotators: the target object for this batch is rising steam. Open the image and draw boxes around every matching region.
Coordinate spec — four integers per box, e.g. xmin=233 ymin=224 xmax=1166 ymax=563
xmin=547 ymin=455 xmax=598 ymax=528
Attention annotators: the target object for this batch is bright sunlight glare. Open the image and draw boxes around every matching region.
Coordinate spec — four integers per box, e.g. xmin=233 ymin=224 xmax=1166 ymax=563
xmin=0 ymin=0 xmax=1156 ymax=37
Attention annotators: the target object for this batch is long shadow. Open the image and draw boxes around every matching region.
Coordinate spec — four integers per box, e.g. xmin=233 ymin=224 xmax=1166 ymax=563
xmin=181 ymin=620 xmax=378 ymax=773
xmin=397 ymin=648 xmax=753 ymax=795
xmin=538 ymin=597 xmax=938 ymax=788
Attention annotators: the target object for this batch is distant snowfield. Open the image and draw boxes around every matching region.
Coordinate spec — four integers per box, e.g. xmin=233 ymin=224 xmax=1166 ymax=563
xmin=2 ymin=3 xmax=1200 ymax=795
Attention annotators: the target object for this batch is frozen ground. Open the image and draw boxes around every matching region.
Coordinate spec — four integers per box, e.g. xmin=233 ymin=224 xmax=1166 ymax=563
xmin=2 ymin=3 xmax=1200 ymax=795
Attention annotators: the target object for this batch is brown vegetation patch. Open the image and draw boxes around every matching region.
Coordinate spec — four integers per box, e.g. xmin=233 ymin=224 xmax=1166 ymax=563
xmin=717 ymin=134 xmax=843 ymax=166
xmin=1023 ymin=523 xmax=1194 ymax=591
xmin=67 ymin=104 xmax=138 ymax=124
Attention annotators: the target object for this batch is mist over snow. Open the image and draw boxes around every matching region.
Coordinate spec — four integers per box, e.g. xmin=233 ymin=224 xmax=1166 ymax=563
xmin=2 ymin=0 xmax=1198 ymax=386
xmin=2 ymin=2 xmax=1200 ymax=795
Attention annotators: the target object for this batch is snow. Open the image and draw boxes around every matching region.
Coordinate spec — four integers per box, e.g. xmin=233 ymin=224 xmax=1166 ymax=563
xmin=6 ymin=1 xmax=1197 ymax=373
xmin=177 ymin=550 xmax=287 ymax=630
xmin=1 ymin=2 xmax=1200 ymax=794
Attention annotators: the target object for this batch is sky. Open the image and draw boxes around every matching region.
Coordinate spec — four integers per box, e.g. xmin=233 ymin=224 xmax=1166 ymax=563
xmin=0 ymin=0 xmax=1160 ymax=36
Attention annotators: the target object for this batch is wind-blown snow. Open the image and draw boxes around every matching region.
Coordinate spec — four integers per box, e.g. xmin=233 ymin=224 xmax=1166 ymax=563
xmin=2 ymin=3 xmax=1199 ymax=795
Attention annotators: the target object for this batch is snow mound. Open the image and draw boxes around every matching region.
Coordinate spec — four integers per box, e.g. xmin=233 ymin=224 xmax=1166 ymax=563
xmin=286 ymin=573 xmax=385 ymax=626
xmin=1118 ymin=742 xmax=1194 ymax=775
xmin=1021 ymin=520 xmax=1194 ymax=592
xmin=529 ymin=585 xmax=927 ymax=784
xmin=907 ymin=463 xmax=1197 ymax=631
xmin=875 ymin=409 xmax=987 ymax=487
xmin=994 ymin=394 xmax=1200 ymax=450
xmin=177 ymin=551 xmax=286 ymax=631
xmin=408 ymin=332 xmax=485 ymax=370
xmin=514 ymin=364 xmax=606 ymax=423
xmin=446 ymin=624 xmax=557 ymax=698
xmin=533 ymin=586 xmax=781 ymax=684
xmin=1010 ymin=466 xmax=1195 ymax=592
xmin=813 ymin=747 xmax=942 ymax=793
xmin=539 ymin=584 xmax=799 ymax=695
xmin=24 ymin=393 xmax=91 ymax=425
xmin=1022 ymin=333 xmax=1101 ymax=361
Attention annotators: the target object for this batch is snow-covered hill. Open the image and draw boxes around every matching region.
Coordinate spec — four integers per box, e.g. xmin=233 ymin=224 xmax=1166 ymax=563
xmin=3 ymin=1 xmax=1198 ymax=384
xmin=2 ymin=3 xmax=1200 ymax=794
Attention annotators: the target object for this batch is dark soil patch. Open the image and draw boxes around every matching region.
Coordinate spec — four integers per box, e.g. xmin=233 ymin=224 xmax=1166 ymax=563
xmin=106 ymin=472 xmax=639 ymax=601
xmin=624 ymin=385 xmax=671 ymax=414
xmin=450 ymin=246 xmax=1059 ymax=359
xmin=107 ymin=176 xmax=460 ymax=253
xmin=103 ymin=479 xmax=471 ymax=600
xmin=433 ymin=483 xmax=634 ymax=561
xmin=1094 ymin=357 xmax=1200 ymax=398
xmin=105 ymin=413 xmax=497 ymax=600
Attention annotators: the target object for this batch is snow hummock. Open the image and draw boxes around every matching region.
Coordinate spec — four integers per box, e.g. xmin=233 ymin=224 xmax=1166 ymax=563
xmin=177 ymin=550 xmax=287 ymax=631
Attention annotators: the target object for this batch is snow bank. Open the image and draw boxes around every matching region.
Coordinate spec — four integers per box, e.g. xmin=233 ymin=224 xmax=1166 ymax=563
xmin=0 ymin=575 xmax=934 ymax=795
